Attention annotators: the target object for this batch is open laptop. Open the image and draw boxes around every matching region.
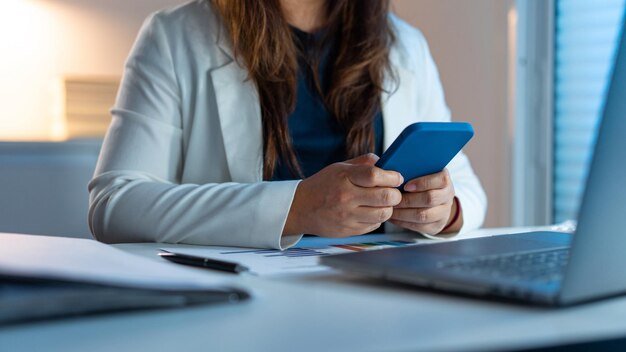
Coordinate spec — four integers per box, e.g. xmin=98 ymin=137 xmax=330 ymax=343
xmin=321 ymin=20 xmax=626 ymax=307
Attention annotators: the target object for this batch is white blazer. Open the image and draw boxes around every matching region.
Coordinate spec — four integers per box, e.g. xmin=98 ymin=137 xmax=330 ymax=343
xmin=88 ymin=0 xmax=487 ymax=249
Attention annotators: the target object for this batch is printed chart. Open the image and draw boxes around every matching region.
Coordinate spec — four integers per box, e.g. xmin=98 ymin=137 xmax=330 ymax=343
xmin=220 ymin=240 xmax=414 ymax=258
xmin=162 ymin=236 xmax=420 ymax=276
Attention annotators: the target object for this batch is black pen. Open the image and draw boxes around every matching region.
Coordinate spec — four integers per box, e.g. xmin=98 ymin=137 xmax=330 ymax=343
xmin=159 ymin=251 xmax=249 ymax=274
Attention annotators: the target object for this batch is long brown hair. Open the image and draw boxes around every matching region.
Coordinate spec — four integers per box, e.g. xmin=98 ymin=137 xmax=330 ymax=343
xmin=212 ymin=0 xmax=395 ymax=179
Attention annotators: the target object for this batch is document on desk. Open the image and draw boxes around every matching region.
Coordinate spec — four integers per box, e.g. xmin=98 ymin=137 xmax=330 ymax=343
xmin=161 ymin=233 xmax=428 ymax=276
xmin=0 ymin=233 xmax=242 ymax=290
xmin=0 ymin=233 xmax=249 ymax=325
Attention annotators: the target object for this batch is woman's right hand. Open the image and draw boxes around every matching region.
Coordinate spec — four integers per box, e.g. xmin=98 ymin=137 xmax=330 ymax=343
xmin=283 ymin=154 xmax=404 ymax=238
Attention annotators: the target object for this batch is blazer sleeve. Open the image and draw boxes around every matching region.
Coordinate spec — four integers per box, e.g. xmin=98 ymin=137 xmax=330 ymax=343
xmin=88 ymin=14 xmax=303 ymax=249
xmin=412 ymin=29 xmax=488 ymax=237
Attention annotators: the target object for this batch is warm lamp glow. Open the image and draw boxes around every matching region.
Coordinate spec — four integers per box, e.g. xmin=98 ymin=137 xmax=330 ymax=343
xmin=0 ymin=0 xmax=185 ymax=141
xmin=0 ymin=0 xmax=60 ymax=141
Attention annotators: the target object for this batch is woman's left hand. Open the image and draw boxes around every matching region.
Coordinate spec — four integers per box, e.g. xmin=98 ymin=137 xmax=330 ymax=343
xmin=389 ymin=169 xmax=462 ymax=235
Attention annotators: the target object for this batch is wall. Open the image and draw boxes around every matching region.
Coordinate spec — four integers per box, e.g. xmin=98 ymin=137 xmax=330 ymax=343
xmin=0 ymin=0 xmax=183 ymax=141
xmin=391 ymin=0 xmax=515 ymax=227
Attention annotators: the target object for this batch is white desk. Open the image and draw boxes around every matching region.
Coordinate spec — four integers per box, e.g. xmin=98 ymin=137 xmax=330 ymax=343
xmin=2 ymin=227 xmax=626 ymax=352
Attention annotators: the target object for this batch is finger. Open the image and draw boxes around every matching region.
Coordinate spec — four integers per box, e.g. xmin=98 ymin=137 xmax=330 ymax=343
xmin=349 ymin=165 xmax=404 ymax=188
xmin=388 ymin=219 xmax=444 ymax=236
xmin=344 ymin=153 xmax=379 ymax=166
xmin=347 ymin=222 xmax=386 ymax=236
xmin=338 ymin=221 xmax=384 ymax=237
xmin=355 ymin=187 xmax=402 ymax=207
xmin=390 ymin=205 xmax=449 ymax=224
xmin=353 ymin=206 xmax=394 ymax=224
xmin=404 ymin=169 xmax=451 ymax=192
xmin=395 ymin=188 xmax=453 ymax=209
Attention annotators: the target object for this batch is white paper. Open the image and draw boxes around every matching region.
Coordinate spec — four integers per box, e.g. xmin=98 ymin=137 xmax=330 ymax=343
xmin=162 ymin=233 xmax=426 ymax=276
xmin=0 ymin=233 xmax=230 ymax=291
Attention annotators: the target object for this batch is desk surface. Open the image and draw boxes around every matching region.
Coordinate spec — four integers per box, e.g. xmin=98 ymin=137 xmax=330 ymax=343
xmin=1 ymin=227 xmax=626 ymax=352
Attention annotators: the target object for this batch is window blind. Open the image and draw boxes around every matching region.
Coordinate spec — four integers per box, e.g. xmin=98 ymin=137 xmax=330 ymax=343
xmin=553 ymin=0 xmax=625 ymax=222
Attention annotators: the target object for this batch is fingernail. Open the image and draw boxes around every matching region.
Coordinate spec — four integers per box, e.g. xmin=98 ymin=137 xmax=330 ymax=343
xmin=397 ymin=174 xmax=404 ymax=186
xmin=405 ymin=183 xmax=417 ymax=192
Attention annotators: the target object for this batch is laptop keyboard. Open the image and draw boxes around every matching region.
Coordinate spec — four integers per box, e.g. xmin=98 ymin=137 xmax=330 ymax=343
xmin=437 ymin=248 xmax=570 ymax=284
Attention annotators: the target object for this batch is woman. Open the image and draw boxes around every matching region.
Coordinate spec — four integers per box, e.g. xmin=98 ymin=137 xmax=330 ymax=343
xmin=88 ymin=0 xmax=487 ymax=249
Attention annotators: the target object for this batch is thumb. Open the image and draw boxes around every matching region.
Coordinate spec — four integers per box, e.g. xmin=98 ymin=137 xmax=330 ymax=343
xmin=344 ymin=153 xmax=380 ymax=166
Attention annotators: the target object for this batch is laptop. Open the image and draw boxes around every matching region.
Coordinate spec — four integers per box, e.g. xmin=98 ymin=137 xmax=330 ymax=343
xmin=321 ymin=20 xmax=626 ymax=307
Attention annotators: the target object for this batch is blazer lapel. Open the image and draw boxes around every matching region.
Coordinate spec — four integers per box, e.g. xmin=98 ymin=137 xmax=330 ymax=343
xmin=210 ymin=61 xmax=263 ymax=183
xmin=207 ymin=9 xmax=264 ymax=183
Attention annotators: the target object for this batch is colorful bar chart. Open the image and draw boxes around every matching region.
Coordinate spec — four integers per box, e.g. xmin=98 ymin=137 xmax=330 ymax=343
xmin=220 ymin=240 xmax=415 ymax=258
xmin=331 ymin=240 xmax=413 ymax=252
xmin=163 ymin=236 xmax=420 ymax=276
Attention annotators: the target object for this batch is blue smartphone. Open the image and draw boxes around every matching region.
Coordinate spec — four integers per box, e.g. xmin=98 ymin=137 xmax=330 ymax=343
xmin=375 ymin=122 xmax=474 ymax=189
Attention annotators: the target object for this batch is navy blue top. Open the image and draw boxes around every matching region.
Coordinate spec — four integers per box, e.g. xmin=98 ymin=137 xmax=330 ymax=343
xmin=272 ymin=27 xmax=384 ymax=180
